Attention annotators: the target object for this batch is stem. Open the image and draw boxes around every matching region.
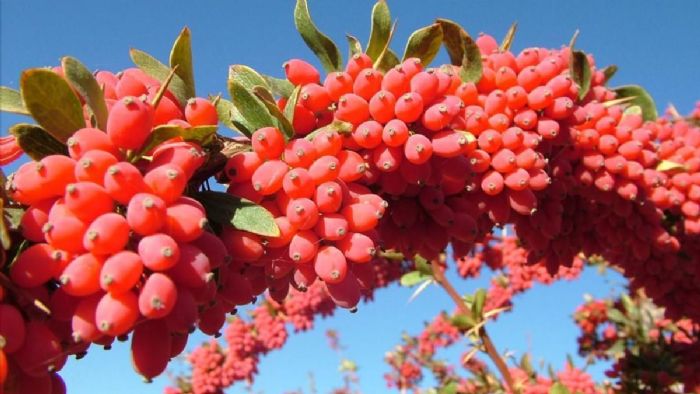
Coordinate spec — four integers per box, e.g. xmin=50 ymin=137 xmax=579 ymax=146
xmin=429 ymin=259 xmax=515 ymax=392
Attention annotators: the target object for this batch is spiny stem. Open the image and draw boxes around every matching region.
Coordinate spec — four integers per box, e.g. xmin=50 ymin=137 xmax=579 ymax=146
xmin=429 ymin=259 xmax=515 ymax=392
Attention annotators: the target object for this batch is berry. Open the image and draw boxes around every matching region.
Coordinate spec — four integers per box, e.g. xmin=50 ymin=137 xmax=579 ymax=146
xmin=184 ymin=98 xmax=218 ymax=126
xmin=100 ymin=251 xmax=143 ymax=294
xmin=106 ymin=96 xmax=154 ymax=150
xmin=138 ymin=273 xmax=178 ymax=319
xmin=83 ymin=212 xmax=130 ymax=255
xmin=138 ymin=233 xmax=181 ymax=271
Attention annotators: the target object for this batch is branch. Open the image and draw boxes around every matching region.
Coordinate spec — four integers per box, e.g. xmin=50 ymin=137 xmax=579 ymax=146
xmin=429 ymin=259 xmax=515 ymax=391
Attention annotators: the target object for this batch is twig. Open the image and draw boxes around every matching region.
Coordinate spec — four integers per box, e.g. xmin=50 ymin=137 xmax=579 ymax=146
xmin=429 ymin=259 xmax=515 ymax=392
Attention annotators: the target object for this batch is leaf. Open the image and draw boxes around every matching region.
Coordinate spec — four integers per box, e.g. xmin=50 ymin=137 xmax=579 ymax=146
xmin=282 ymin=85 xmax=302 ymax=139
xmin=253 ymin=86 xmax=295 ymax=138
xmin=261 ymin=75 xmax=294 ymax=98
xmin=214 ymin=97 xmax=246 ymax=134
xmin=472 ymin=288 xmax=486 ymax=320
xmin=365 ymin=0 xmax=391 ymax=61
xmin=150 ymin=66 xmax=179 ymax=109
xmin=61 ymin=57 xmax=109 ymax=131
xmin=450 ymin=313 xmax=476 ymax=330
xmin=9 ymin=124 xmax=67 ymax=160
xmin=438 ymin=381 xmax=458 ymax=394
xmin=606 ymin=308 xmax=628 ymax=324
xmin=229 ymin=65 xmax=268 ymax=92
xmin=184 ymin=125 xmax=217 ymax=145
xmin=568 ymin=29 xmax=580 ymax=49
xmin=623 ymin=105 xmax=642 ymax=117
xmin=400 ymin=270 xmax=431 ymax=287
xmin=569 ymin=50 xmax=592 ymax=101
xmin=304 ymin=119 xmax=353 ymax=142
xmin=436 ymin=18 xmax=468 ymax=66
xmin=549 ymin=383 xmax=571 ymax=394
xmin=0 ymin=86 xmax=29 ymax=115
xmin=372 ymin=21 xmax=399 ymax=71
xmin=228 ymin=80 xmax=275 ymax=133
xmin=0 ymin=198 xmax=11 ymax=251
xmin=407 ymin=278 xmax=433 ymax=303
xmin=656 ymin=160 xmax=686 ymax=173
xmin=613 ymin=85 xmax=658 ymax=121
xmin=136 ymin=125 xmax=184 ymax=158
xmin=402 ymin=23 xmax=443 ymax=66
xmin=3 ymin=207 xmax=23 ymax=231
xmin=601 ymin=65 xmax=618 ymax=84
xmin=196 ymin=191 xmax=280 ymax=237
xmin=20 ymin=69 xmax=84 ymax=143
xmin=169 ymin=27 xmax=196 ymax=98
xmin=130 ymin=48 xmax=188 ymax=106
xmin=413 ymin=254 xmax=433 ymax=276
xmin=346 ymin=34 xmax=363 ymax=57
xmin=499 ymin=22 xmax=518 ymax=52
xmin=294 ymin=0 xmax=342 ymax=72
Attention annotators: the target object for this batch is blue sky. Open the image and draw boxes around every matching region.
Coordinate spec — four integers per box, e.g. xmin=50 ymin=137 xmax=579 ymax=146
xmin=2 ymin=1 xmax=699 ymax=393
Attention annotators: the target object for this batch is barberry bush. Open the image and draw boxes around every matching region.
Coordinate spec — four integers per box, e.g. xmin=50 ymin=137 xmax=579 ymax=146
xmin=1 ymin=1 xmax=699 ymax=393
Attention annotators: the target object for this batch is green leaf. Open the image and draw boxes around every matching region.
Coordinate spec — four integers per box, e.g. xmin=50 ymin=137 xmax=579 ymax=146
xmin=0 ymin=86 xmax=29 ymax=115
xmin=253 ymin=86 xmax=295 ymax=138
xmin=304 ymin=119 xmax=353 ymax=141
xmin=130 ymin=48 xmax=188 ymax=106
xmin=20 ymin=69 xmax=84 ymax=143
xmin=136 ymin=125 xmax=183 ymax=158
xmin=656 ymin=159 xmax=686 ymax=173
xmin=613 ymin=85 xmax=658 ymax=121
xmin=346 ymin=34 xmax=363 ymax=58
xmin=601 ymin=65 xmax=618 ymax=84
xmin=459 ymin=35 xmax=482 ymax=83
xmin=184 ymin=125 xmax=217 ymax=145
xmin=229 ymin=65 xmax=268 ymax=92
xmin=0 ymin=198 xmax=12 ymax=251
xmin=606 ymin=308 xmax=628 ymax=324
xmin=450 ymin=313 xmax=476 ymax=330
xmin=169 ymin=27 xmax=196 ymax=99
xmin=214 ymin=97 xmax=246 ymax=134
xmin=228 ymin=80 xmax=276 ymax=133
xmin=61 ymin=56 xmax=108 ymax=130
xmin=499 ymin=22 xmax=518 ymax=52
xmin=569 ymin=50 xmax=592 ymax=101
xmin=472 ymin=288 xmax=486 ymax=320
xmin=365 ymin=0 xmax=391 ymax=61
xmin=413 ymin=254 xmax=433 ymax=276
xmin=261 ymin=75 xmax=294 ymax=98
xmin=9 ymin=124 xmax=67 ymax=160
xmin=438 ymin=381 xmax=458 ymax=394
xmin=294 ymin=0 xmax=342 ymax=72
xmin=283 ymin=85 xmax=302 ymax=139
xmin=400 ymin=270 xmax=431 ymax=287
xmin=402 ymin=23 xmax=443 ymax=66
xmin=374 ymin=48 xmax=400 ymax=73
xmin=620 ymin=294 xmax=635 ymax=314
xmin=3 ymin=207 xmax=23 ymax=231
xmin=436 ymin=18 xmax=469 ymax=66
xmin=196 ymin=191 xmax=280 ymax=237
xmin=549 ymin=383 xmax=571 ymax=394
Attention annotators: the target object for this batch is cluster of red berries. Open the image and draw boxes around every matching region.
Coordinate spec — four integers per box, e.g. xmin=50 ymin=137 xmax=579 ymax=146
xmin=0 ymin=65 xmax=229 ymax=392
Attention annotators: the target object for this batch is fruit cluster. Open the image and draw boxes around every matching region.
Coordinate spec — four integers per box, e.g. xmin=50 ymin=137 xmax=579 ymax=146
xmin=0 ymin=65 xmax=230 ymax=392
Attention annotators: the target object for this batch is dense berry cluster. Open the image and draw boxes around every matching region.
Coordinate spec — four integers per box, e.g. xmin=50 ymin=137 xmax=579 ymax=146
xmin=1 ymin=66 xmax=227 ymax=392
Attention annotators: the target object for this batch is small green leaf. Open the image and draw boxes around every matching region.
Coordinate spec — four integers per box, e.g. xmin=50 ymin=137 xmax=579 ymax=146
xmin=196 ymin=191 xmax=280 ymax=237
xmin=569 ymin=50 xmax=592 ymax=101
xmin=3 ymin=207 xmax=23 ymax=231
xmin=294 ymin=0 xmax=342 ymax=72
xmin=261 ymin=75 xmax=294 ymax=98
xmin=549 ymin=383 xmax=571 ymax=394
xmin=606 ymin=308 xmax=628 ymax=324
xmin=0 ymin=86 xmax=29 ymax=115
xmin=620 ymin=294 xmax=635 ymax=314
xmin=623 ymin=105 xmax=642 ymax=117
xmin=365 ymin=0 xmax=391 ymax=61
xmin=601 ymin=65 xmax=618 ymax=84
xmin=346 ymin=34 xmax=363 ymax=57
xmin=304 ymin=120 xmax=353 ymax=141
xmin=436 ymin=18 xmax=469 ymax=66
xmin=229 ymin=65 xmax=268 ymax=92
xmin=130 ymin=48 xmax=188 ymax=106
xmin=136 ymin=125 xmax=184 ymax=158
xmin=450 ymin=313 xmax=476 ymax=330
xmin=169 ymin=27 xmax=196 ymax=99
xmin=229 ymin=80 xmax=275 ymax=133
xmin=62 ymin=56 xmax=109 ymax=130
xmin=184 ymin=125 xmax=217 ymax=145
xmin=402 ymin=23 xmax=443 ymax=66
xmin=214 ymin=97 xmax=247 ymax=134
xmin=283 ymin=85 xmax=302 ymax=139
xmin=499 ymin=22 xmax=518 ymax=52
xmin=20 ymin=69 xmax=84 ymax=143
xmin=400 ymin=270 xmax=431 ymax=287
xmin=9 ymin=124 xmax=67 ymax=160
xmin=438 ymin=381 xmax=458 ymax=394
xmin=656 ymin=160 xmax=686 ymax=173
xmin=459 ymin=34 xmax=482 ymax=83
xmin=613 ymin=85 xmax=658 ymax=121
xmin=472 ymin=288 xmax=486 ymax=320
xmin=374 ymin=48 xmax=400 ymax=73
xmin=253 ymin=86 xmax=295 ymax=138
xmin=413 ymin=254 xmax=433 ymax=276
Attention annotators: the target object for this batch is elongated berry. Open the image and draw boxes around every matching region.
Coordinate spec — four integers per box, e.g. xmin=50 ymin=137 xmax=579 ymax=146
xmin=107 ymin=96 xmax=154 ymax=150
xmin=101 ymin=251 xmax=143 ymax=294
xmin=314 ymin=245 xmax=347 ymax=284
xmin=138 ymin=233 xmax=180 ymax=271
xmin=139 ymin=273 xmax=177 ymax=319
xmin=83 ymin=213 xmax=130 ymax=255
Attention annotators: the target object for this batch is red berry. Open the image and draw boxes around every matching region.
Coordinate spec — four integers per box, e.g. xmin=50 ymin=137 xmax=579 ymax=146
xmin=252 ymin=127 xmax=285 ymax=160
xmin=104 ymin=161 xmax=147 ymax=204
xmin=336 ymin=93 xmax=370 ymax=125
xmin=127 ymin=193 xmax=167 ymax=236
xmin=288 ymin=230 xmax=319 ymax=263
xmin=284 ymin=59 xmax=320 ymax=85
xmin=394 ymin=92 xmax=424 ymax=123
xmin=143 ymin=164 xmax=187 ymax=204
xmin=60 ymin=253 xmax=104 ymax=296
xmin=139 ymin=273 xmax=178 ymax=319
xmin=185 ymin=98 xmax=218 ymax=126
xmin=314 ymin=245 xmax=347 ymax=284
xmin=95 ymin=291 xmax=139 ymax=336
xmin=101 ymin=251 xmax=143 ymax=294
xmin=107 ymin=96 xmax=154 ymax=150
xmin=83 ymin=213 xmax=130 ymax=255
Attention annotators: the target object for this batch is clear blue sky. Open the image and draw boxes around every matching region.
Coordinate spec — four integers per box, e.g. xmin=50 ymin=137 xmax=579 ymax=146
xmin=2 ymin=1 xmax=699 ymax=393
